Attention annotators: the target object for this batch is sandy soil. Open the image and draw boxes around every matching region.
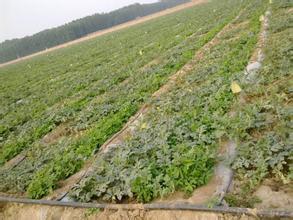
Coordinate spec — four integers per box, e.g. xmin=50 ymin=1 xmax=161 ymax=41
xmin=254 ymin=182 xmax=293 ymax=210
xmin=0 ymin=0 xmax=206 ymax=69
xmin=0 ymin=203 xmax=258 ymax=220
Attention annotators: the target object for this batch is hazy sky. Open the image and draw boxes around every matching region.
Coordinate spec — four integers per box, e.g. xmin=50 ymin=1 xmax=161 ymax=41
xmin=0 ymin=0 xmax=158 ymax=43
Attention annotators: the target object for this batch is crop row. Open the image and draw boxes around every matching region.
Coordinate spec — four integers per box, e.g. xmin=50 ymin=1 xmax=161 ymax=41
xmin=69 ymin=0 xmax=268 ymax=203
xmin=225 ymin=0 xmax=292 ymax=207
xmin=0 ymin=0 xmax=244 ymax=165
xmin=0 ymin=0 xmax=247 ymax=199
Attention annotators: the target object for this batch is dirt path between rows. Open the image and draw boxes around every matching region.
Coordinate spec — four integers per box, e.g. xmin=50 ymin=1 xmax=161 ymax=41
xmin=0 ymin=203 xmax=261 ymax=220
xmin=0 ymin=0 xmax=206 ymax=69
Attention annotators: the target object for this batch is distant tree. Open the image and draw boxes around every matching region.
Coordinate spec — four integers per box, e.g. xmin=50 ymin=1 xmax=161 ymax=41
xmin=0 ymin=0 xmax=189 ymax=64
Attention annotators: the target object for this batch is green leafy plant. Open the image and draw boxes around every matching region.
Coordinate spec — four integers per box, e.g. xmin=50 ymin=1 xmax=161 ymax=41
xmin=224 ymin=0 xmax=293 ymax=207
xmin=0 ymin=0 xmax=249 ymax=198
xmin=70 ymin=0 xmax=268 ymax=203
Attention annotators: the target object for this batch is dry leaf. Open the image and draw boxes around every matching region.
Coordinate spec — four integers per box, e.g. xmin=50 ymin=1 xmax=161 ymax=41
xmin=141 ymin=123 xmax=147 ymax=129
xmin=259 ymin=15 xmax=265 ymax=22
xmin=231 ymin=81 xmax=242 ymax=94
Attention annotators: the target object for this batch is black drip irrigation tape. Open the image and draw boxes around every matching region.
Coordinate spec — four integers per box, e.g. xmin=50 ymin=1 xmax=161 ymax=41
xmin=0 ymin=196 xmax=292 ymax=218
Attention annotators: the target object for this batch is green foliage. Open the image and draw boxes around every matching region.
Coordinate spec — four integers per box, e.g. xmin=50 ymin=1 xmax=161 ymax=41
xmin=84 ymin=208 xmax=100 ymax=218
xmin=33 ymin=121 xmax=55 ymax=139
xmin=2 ymin=0 xmax=288 ymax=207
xmin=0 ymin=0 xmax=247 ymax=198
xmin=132 ymin=145 xmax=215 ymax=203
xmin=224 ymin=0 xmax=293 ymax=207
xmin=28 ymin=152 xmax=84 ymax=199
xmin=27 ymin=167 xmax=56 ymax=199
xmin=225 ymin=192 xmax=261 ymax=208
xmin=70 ymin=0 xmax=267 ymax=203
xmin=0 ymin=139 xmax=28 ymax=165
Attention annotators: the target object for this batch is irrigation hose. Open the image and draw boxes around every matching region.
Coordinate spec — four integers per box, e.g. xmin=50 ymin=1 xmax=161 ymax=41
xmin=0 ymin=196 xmax=292 ymax=218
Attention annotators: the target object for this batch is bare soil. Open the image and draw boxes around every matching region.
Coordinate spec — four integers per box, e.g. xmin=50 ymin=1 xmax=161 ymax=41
xmin=249 ymin=12 xmax=269 ymax=63
xmin=41 ymin=123 xmax=72 ymax=145
xmin=2 ymin=154 xmax=26 ymax=170
xmin=0 ymin=203 xmax=258 ymax=220
xmin=254 ymin=180 xmax=293 ymax=210
xmin=287 ymin=8 xmax=293 ymax=14
xmin=0 ymin=0 xmax=206 ymax=69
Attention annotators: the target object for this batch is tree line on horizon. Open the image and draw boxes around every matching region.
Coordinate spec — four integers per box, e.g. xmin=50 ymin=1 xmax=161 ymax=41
xmin=0 ymin=0 xmax=189 ymax=64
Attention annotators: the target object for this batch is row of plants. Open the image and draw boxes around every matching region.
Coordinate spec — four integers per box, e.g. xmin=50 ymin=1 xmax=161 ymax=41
xmin=69 ymin=0 xmax=268 ymax=203
xmin=0 ymin=0 xmax=244 ymax=164
xmin=225 ymin=0 xmax=292 ymax=207
xmin=0 ymin=0 xmax=247 ymax=198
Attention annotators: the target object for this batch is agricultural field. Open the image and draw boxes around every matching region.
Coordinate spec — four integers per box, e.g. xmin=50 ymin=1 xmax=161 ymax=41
xmin=69 ymin=0 xmax=272 ymax=204
xmin=0 ymin=0 xmax=246 ymax=198
xmin=0 ymin=0 xmax=292 ymax=211
xmin=225 ymin=0 xmax=293 ymax=208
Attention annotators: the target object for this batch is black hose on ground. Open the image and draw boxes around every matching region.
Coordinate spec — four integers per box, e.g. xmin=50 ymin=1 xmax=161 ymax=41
xmin=0 ymin=196 xmax=292 ymax=218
